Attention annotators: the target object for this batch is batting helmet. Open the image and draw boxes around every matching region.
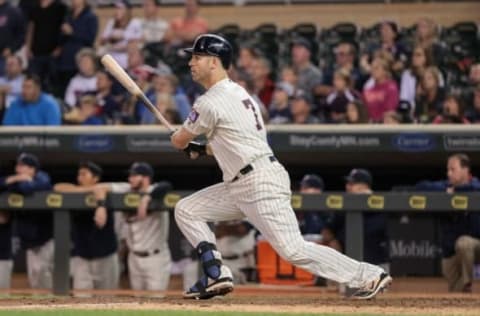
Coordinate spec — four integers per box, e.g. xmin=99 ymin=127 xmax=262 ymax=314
xmin=183 ymin=34 xmax=233 ymax=69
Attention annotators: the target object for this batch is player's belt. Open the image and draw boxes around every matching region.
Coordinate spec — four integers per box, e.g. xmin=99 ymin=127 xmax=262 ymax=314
xmin=132 ymin=249 xmax=160 ymax=257
xmin=231 ymin=156 xmax=277 ymax=182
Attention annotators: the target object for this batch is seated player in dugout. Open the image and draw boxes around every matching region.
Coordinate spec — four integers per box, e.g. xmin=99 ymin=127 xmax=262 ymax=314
xmin=170 ymin=33 xmax=391 ymax=300
xmin=92 ymin=162 xmax=173 ymax=293
xmin=415 ymin=153 xmax=480 ymax=292
xmin=54 ymin=161 xmax=119 ymax=292
xmin=322 ymin=169 xmax=390 ymax=272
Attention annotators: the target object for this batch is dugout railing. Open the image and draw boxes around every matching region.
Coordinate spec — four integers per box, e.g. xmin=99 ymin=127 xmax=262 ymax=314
xmin=0 ymin=191 xmax=478 ymax=295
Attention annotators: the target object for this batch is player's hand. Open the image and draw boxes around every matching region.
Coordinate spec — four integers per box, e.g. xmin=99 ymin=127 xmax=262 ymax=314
xmin=94 ymin=206 xmax=107 ymax=228
xmin=183 ymin=141 xmax=207 ymax=160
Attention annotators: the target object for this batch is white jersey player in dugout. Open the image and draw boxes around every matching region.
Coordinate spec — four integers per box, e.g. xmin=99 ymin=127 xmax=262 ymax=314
xmin=170 ymin=34 xmax=392 ymax=300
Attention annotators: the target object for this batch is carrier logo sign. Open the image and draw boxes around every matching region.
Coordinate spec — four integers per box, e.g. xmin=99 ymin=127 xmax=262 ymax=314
xmin=451 ymin=195 xmax=468 ymax=210
xmin=367 ymin=195 xmax=384 ymax=209
xmin=409 ymin=195 xmax=426 ymax=210
xmin=46 ymin=194 xmax=63 ymax=208
xmin=392 ymin=133 xmax=435 ymax=152
xmin=75 ymin=135 xmax=113 ymax=152
xmin=124 ymin=193 xmax=140 ymax=208
xmin=326 ymin=195 xmax=343 ymax=209
xmin=7 ymin=194 xmax=23 ymax=208
xmin=164 ymin=193 xmax=181 ymax=208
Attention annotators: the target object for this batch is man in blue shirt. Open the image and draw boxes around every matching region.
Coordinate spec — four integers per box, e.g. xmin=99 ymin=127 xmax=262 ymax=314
xmin=416 ymin=153 xmax=480 ymax=292
xmin=2 ymin=74 xmax=61 ymax=126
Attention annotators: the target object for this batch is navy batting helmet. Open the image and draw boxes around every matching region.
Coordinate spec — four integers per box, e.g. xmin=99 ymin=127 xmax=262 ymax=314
xmin=183 ymin=34 xmax=233 ymax=69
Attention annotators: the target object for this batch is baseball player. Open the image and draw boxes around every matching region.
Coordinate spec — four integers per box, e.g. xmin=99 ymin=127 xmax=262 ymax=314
xmin=170 ymin=34 xmax=392 ymax=300
xmin=93 ymin=162 xmax=172 ymax=292
xmin=54 ymin=161 xmax=119 ymax=291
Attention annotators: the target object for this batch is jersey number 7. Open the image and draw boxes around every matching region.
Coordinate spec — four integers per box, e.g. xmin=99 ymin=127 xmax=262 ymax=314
xmin=242 ymin=99 xmax=263 ymax=131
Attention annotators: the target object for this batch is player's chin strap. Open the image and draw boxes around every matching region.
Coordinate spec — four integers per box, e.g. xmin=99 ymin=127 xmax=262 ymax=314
xmin=197 ymin=241 xmax=222 ymax=279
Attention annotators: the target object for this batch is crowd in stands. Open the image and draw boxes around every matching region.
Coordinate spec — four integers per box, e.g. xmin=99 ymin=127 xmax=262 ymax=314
xmin=0 ymin=0 xmax=478 ymax=126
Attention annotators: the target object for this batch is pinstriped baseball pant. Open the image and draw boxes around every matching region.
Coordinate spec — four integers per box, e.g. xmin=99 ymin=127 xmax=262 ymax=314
xmin=175 ymin=158 xmax=384 ymax=288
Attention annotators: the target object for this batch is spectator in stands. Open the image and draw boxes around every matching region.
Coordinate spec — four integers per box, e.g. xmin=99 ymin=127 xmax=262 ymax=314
xmin=0 ymin=153 xmax=53 ymax=289
xmin=141 ymin=92 xmax=180 ymax=125
xmin=321 ymin=42 xmax=363 ymax=94
xmin=362 ymin=56 xmax=399 ymax=122
xmin=151 ymin=71 xmax=191 ymax=121
xmin=0 ymin=0 xmax=26 ymax=76
xmin=0 ymin=55 xmax=25 ymax=110
xmin=363 ymin=21 xmax=408 ymax=76
xmin=432 ymin=95 xmax=469 ymax=124
xmin=168 ymin=0 xmax=208 ymax=47
xmin=126 ymin=64 xmax=156 ymax=123
xmin=64 ymin=94 xmax=104 ymax=125
xmin=345 ymin=100 xmax=369 ymax=124
xmin=468 ymin=64 xmax=480 ymax=87
xmin=268 ymin=81 xmax=294 ymax=124
xmin=141 ymin=0 xmax=169 ymax=46
xmin=26 ymin=0 xmax=67 ymax=93
xmin=382 ymin=111 xmax=402 ymax=124
xmin=99 ymin=0 xmax=142 ymax=69
xmin=250 ymin=56 xmax=275 ymax=107
xmin=64 ymin=48 xmax=98 ymax=108
xmin=57 ymin=0 xmax=98 ymax=98
xmin=415 ymin=153 xmax=480 ymax=292
xmin=414 ymin=17 xmax=446 ymax=66
xmin=93 ymin=162 xmax=172 ymax=292
xmin=322 ymin=169 xmax=389 ymax=271
xmin=465 ymin=85 xmax=480 ymax=123
xmin=95 ymin=70 xmax=123 ymax=124
xmin=54 ymin=161 xmax=118 ymax=292
xmin=298 ymin=174 xmax=326 ymax=235
xmin=215 ymin=221 xmax=256 ymax=284
xmin=415 ymin=66 xmax=445 ymax=123
xmin=400 ymin=45 xmax=435 ymax=110
xmin=325 ymin=68 xmax=360 ymax=123
xmin=236 ymin=44 xmax=260 ymax=74
xmin=279 ymin=65 xmax=298 ymax=88
xmin=2 ymin=74 xmax=61 ymax=126
xmin=291 ymin=90 xmax=322 ymax=124
xmin=291 ymin=37 xmax=323 ymax=103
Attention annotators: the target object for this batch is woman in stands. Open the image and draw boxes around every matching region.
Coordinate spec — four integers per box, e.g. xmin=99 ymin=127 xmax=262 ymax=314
xmin=432 ymin=95 xmax=470 ymax=124
xmin=415 ymin=66 xmax=446 ymax=123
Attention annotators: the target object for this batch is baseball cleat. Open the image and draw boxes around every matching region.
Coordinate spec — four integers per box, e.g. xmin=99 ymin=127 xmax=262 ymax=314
xmin=183 ymin=265 xmax=234 ymax=300
xmin=348 ymin=273 xmax=392 ymax=300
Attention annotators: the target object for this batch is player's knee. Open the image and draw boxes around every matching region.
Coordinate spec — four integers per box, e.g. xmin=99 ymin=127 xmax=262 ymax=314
xmin=277 ymin=246 xmax=308 ymax=266
xmin=174 ymin=198 xmax=191 ymax=223
xmin=455 ymin=235 xmax=473 ymax=253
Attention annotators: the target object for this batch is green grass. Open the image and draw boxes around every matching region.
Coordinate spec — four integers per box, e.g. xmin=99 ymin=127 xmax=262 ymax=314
xmin=0 ymin=311 xmax=432 ymax=316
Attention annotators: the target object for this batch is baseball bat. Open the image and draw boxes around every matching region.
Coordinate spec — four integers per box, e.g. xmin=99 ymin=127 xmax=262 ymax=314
xmin=100 ymin=54 xmax=175 ymax=132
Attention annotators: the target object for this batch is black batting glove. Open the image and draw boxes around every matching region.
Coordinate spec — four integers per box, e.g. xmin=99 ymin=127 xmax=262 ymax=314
xmin=184 ymin=141 xmax=207 ymax=159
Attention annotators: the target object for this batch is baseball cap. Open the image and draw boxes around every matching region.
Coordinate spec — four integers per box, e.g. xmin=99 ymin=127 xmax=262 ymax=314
xmin=292 ymin=37 xmax=312 ymax=51
xmin=79 ymin=161 xmax=103 ymax=178
xmin=128 ymin=162 xmax=154 ymax=178
xmin=17 ymin=153 xmax=40 ymax=169
xmin=344 ymin=168 xmax=372 ymax=186
xmin=300 ymin=174 xmax=324 ymax=190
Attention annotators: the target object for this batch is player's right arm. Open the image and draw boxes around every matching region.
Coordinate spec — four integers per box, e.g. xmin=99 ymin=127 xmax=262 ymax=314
xmin=92 ymin=183 xmax=112 ymax=229
xmin=53 ymin=183 xmax=94 ymax=192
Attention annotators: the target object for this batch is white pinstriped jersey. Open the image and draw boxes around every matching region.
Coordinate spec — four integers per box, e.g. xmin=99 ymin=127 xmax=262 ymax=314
xmin=183 ymin=78 xmax=273 ymax=181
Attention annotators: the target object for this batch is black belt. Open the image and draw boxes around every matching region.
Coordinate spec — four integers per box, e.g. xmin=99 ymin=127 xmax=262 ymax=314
xmin=133 ymin=249 xmax=160 ymax=257
xmin=232 ymin=156 xmax=277 ymax=182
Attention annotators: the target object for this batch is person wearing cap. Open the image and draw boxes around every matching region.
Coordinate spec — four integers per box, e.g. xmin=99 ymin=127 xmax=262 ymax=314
xmin=298 ymin=174 xmax=326 ymax=235
xmin=0 ymin=153 xmax=53 ymax=289
xmin=322 ymin=169 xmax=389 ymax=271
xmin=268 ymin=81 xmax=294 ymax=124
xmin=54 ymin=161 xmax=118 ymax=292
xmin=92 ymin=162 xmax=172 ymax=293
xmin=290 ymin=37 xmax=323 ymax=104
xmin=291 ymin=89 xmax=323 ymax=124
xmin=99 ymin=0 xmax=142 ymax=69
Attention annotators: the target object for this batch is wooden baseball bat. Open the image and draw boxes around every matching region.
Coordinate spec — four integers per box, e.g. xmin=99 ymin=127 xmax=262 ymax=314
xmin=100 ymin=54 xmax=175 ymax=132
